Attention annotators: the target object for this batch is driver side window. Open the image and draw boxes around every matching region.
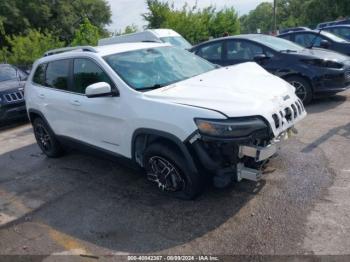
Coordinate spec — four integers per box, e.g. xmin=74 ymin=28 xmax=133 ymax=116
xmin=226 ymin=40 xmax=264 ymax=60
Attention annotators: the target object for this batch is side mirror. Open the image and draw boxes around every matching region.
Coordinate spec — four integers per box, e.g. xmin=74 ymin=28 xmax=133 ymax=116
xmin=320 ymin=40 xmax=330 ymax=49
xmin=253 ymin=53 xmax=269 ymax=63
xmin=85 ymin=82 xmax=115 ymax=98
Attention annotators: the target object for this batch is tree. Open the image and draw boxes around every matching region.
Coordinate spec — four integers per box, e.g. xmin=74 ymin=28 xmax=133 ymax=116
xmin=143 ymin=0 xmax=240 ymax=44
xmin=240 ymin=2 xmax=274 ymax=34
xmin=71 ymin=18 xmax=100 ymax=46
xmin=0 ymin=29 xmax=64 ymax=66
xmin=0 ymin=0 xmax=111 ymax=46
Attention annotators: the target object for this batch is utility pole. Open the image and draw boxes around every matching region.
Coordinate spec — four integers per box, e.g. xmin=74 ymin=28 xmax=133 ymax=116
xmin=273 ymin=0 xmax=277 ymax=34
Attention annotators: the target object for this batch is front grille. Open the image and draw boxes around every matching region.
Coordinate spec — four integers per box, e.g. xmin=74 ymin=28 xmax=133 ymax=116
xmin=271 ymin=100 xmax=305 ymax=129
xmin=3 ymin=90 xmax=24 ymax=103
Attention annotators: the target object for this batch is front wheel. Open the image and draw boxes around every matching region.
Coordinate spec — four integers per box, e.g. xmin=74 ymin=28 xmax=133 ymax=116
xmin=143 ymin=143 xmax=202 ymax=200
xmin=286 ymin=76 xmax=313 ymax=105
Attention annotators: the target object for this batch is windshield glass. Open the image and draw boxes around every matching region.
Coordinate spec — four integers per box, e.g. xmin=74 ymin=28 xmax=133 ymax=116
xmin=253 ymin=35 xmax=304 ymax=52
xmin=0 ymin=65 xmax=19 ymax=82
xmin=160 ymin=36 xmax=192 ymax=49
xmin=104 ymin=46 xmax=215 ymax=91
xmin=321 ymin=31 xmax=348 ymax=42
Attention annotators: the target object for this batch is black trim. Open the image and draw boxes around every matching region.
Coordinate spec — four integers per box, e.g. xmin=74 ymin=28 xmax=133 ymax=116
xmin=86 ymin=90 xmax=118 ymax=98
xmin=57 ymin=135 xmax=140 ymax=170
xmin=131 ymin=128 xmax=198 ymax=174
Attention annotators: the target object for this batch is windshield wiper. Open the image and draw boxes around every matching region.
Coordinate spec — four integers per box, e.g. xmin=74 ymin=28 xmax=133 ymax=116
xmin=280 ymin=49 xmax=298 ymax=53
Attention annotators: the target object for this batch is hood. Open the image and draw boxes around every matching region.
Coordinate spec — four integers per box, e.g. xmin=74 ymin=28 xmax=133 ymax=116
xmin=144 ymin=62 xmax=296 ymax=117
xmin=0 ymin=80 xmax=24 ymax=93
xmin=296 ymin=48 xmax=349 ymax=62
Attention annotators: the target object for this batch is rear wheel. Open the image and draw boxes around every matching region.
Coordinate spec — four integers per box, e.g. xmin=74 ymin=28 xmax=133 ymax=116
xmin=33 ymin=118 xmax=64 ymax=158
xmin=143 ymin=143 xmax=202 ymax=200
xmin=286 ymin=76 xmax=313 ymax=104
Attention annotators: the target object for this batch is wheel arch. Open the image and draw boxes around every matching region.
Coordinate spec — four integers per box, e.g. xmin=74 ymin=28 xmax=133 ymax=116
xmin=28 ymin=109 xmax=55 ymax=134
xmin=282 ymin=73 xmax=314 ymax=92
xmin=131 ymin=128 xmax=198 ymax=174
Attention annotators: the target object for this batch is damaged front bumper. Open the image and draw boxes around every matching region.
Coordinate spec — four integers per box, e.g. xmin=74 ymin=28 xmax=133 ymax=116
xmin=188 ymin=129 xmax=294 ymax=188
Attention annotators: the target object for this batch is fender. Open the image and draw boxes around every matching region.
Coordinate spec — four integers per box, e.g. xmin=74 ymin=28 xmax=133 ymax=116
xmin=132 ymin=128 xmax=199 ymax=174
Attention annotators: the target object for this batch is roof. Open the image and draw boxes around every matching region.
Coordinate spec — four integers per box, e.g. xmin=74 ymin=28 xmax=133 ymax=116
xmin=37 ymin=42 xmax=170 ymax=64
xmin=94 ymin=42 xmax=170 ymax=56
xmin=149 ymin=29 xmax=180 ymax=38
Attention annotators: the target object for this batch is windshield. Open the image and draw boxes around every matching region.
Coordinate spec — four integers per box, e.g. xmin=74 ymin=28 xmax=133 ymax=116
xmin=326 ymin=27 xmax=350 ymax=40
xmin=104 ymin=46 xmax=215 ymax=91
xmin=160 ymin=36 xmax=192 ymax=49
xmin=253 ymin=35 xmax=304 ymax=52
xmin=0 ymin=65 xmax=19 ymax=82
xmin=321 ymin=31 xmax=348 ymax=42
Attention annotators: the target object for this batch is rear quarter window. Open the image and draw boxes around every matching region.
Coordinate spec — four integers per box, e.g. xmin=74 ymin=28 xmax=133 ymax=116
xmin=32 ymin=64 xmax=47 ymax=86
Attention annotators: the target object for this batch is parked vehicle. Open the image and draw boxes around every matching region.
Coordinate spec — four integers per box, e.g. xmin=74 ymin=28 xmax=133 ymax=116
xmin=322 ymin=25 xmax=350 ymax=41
xmin=0 ymin=64 xmax=28 ymax=122
xmin=25 ymin=44 xmax=306 ymax=199
xmin=317 ymin=19 xmax=350 ymax=29
xmin=279 ymin=27 xmax=310 ymax=34
xmin=278 ymin=30 xmax=350 ymax=56
xmin=190 ymin=34 xmax=350 ymax=104
xmin=98 ymin=29 xmax=192 ymax=49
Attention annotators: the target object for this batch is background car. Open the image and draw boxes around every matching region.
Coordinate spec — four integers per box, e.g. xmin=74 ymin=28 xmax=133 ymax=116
xmin=278 ymin=30 xmax=350 ymax=56
xmin=322 ymin=25 xmax=350 ymax=41
xmin=190 ymin=34 xmax=350 ymax=104
xmin=317 ymin=18 xmax=350 ymax=29
xmin=279 ymin=27 xmax=310 ymax=34
xmin=0 ymin=64 xmax=28 ymax=122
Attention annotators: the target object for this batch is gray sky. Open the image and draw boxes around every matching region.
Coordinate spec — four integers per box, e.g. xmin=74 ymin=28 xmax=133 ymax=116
xmin=106 ymin=0 xmax=272 ymax=32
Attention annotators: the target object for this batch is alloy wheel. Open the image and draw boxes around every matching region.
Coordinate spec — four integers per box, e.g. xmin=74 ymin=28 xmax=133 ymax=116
xmin=34 ymin=124 xmax=52 ymax=152
xmin=290 ymin=81 xmax=307 ymax=102
xmin=147 ymin=156 xmax=185 ymax=192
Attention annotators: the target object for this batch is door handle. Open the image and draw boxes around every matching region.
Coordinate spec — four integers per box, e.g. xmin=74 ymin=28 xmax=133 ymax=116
xmin=39 ymin=94 xmax=45 ymax=99
xmin=70 ymin=100 xmax=81 ymax=106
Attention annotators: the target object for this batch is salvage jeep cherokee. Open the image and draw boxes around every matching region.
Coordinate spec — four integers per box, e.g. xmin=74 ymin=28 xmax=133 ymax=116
xmin=25 ymin=43 xmax=306 ymax=199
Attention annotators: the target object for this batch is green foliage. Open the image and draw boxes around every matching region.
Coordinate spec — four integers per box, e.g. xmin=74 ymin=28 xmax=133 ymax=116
xmin=0 ymin=0 xmax=111 ymax=45
xmin=143 ymin=0 xmax=240 ymax=44
xmin=240 ymin=3 xmax=273 ymax=33
xmin=114 ymin=24 xmax=139 ymax=36
xmin=241 ymin=0 xmax=350 ymax=33
xmin=0 ymin=29 xmax=64 ymax=66
xmin=71 ymin=18 xmax=100 ymax=46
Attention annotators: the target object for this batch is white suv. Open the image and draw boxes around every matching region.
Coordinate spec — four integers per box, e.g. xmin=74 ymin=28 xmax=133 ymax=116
xmin=25 ymin=43 xmax=306 ymax=199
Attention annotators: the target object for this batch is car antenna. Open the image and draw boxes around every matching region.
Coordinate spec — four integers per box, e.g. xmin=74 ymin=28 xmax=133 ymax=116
xmin=308 ymin=28 xmax=323 ymax=49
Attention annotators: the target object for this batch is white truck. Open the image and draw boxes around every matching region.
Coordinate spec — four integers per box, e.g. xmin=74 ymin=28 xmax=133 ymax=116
xmin=98 ymin=29 xmax=192 ymax=49
xmin=25 ymin=43 xmax=306 ymax=199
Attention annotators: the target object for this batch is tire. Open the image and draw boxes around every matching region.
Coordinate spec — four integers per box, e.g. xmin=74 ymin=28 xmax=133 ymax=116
xmin=143 ymin=143 xmax=202 ymax=200
xmin=33 ymin=117 xmax=64 ymax=158
xmin=286 ymin=76 xmax=313 ymax=105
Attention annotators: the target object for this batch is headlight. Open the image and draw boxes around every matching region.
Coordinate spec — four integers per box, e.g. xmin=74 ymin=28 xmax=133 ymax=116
xmin=302 ymin=59 xmax=343 ymax=69
xmin=194 ymin=117 xmax=268 ymax=138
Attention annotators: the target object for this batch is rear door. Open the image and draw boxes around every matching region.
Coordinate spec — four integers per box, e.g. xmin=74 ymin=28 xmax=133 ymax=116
xmin=34 ymin=59 xmax=74 ymax=137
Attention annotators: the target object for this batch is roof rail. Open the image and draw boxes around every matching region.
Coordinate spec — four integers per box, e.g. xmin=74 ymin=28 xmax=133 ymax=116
xmin=44 ymin=46 xmax=98 ymax=57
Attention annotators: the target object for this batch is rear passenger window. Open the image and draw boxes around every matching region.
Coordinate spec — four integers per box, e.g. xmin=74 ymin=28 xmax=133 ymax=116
xmin=45 ymin=60 xmax=70 ymax=90
xmin=73 ymin=58 xmax=113 ymax=94
xmin=33 ymin=64 xmax=47 ymax=86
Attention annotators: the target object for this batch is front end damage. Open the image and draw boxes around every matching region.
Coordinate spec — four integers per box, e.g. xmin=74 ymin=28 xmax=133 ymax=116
xmin=187 ymin=99 xmax=306 ymax=188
